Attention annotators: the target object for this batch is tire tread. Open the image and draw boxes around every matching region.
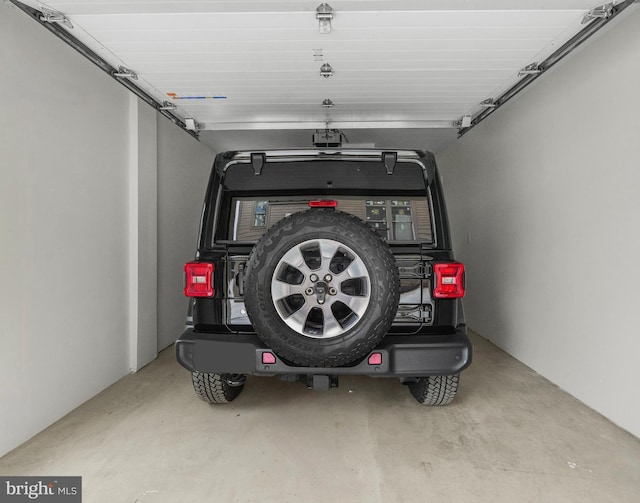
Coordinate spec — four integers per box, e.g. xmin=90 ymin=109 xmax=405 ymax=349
xmin=191 ymin=372 xmax=244 ymax=404
xmin=409 ymin=374 xmax=459 ymax=405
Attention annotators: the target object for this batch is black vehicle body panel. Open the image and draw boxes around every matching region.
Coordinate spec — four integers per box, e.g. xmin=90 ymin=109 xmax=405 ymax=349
xmin=176 ymin=326 xmax=471 ymax=377
xmin=178 ymin=148 xmax=471 ymax=381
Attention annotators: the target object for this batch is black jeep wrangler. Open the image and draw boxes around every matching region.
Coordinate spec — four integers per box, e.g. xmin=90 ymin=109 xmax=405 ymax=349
xmin=176 ymin=149 xmax=471 ymax=404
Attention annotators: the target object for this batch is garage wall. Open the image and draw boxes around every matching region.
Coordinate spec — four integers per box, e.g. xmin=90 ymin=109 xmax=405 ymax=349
xmin=129 ymin=97 xmax=159 ymax=371
xmin=437 ymin=8 xmax=640 ymax=438
xmin=0 ymin=3 xmax=132 ymax=455
xmin=157 ymin=118 xmax=214 ymax=350
xmin=0 ymin=0 xmax=211 ymax=456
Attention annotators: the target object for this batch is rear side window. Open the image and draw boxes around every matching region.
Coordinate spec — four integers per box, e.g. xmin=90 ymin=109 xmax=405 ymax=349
xmin=227 ymin=196 xmax=433 ymax=243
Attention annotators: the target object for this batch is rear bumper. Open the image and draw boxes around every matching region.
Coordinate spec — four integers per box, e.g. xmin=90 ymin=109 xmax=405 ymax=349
xmin=175 ymin=327 xmax=472 ymax=377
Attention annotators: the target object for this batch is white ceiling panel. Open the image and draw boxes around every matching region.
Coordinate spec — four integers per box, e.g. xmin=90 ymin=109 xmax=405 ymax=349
xmin=13 ymin=0 xmax=637 ymax=150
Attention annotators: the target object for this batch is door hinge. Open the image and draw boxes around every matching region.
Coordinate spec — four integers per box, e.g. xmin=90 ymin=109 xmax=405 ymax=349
xmin=159 ymin=101 xmax=177 ymax=111
xmin=113 ymin=66 xmax=138 ymax=80
xmin=480 ymin=98 xmax=497 ymax=108
xmin=39 ymin=6 xmax=73 ymax=29
xmin=398 ymin=305 xmax=432 ymax=322
xmin=417 ymin=305 xmax=432 ymax=321
xmin=316 ymin=3 xmax=334 ymax=34
xmin=397 ymin=262 xmax=430 ymax=278
xmin=518 ymin=62 xmax=542 ymax=77
xmin=582 ymin=3 xmax=615 ymax=24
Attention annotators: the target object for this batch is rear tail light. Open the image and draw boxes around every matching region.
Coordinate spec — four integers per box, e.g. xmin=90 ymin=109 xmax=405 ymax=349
xmin=433 ymin=263 xmax=465 ymax=299
xmin=309 ymin=200 xmax=338 ymax=208
xmin=184 ymin=262 xmax=214 ymax=297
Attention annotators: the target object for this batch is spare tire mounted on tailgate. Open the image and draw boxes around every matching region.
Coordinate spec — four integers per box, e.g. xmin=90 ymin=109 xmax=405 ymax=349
xmin=244 ymin=208 xmax=400 ymax=367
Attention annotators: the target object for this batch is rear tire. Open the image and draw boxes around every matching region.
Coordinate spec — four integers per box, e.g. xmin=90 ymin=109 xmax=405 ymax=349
xmin=244 ymin=208 xmax=399 ymax=367
xmin=408 ymin=375 xmax=459 ymax=405
xmin=191 ymin=372 xmax=246 ymax=404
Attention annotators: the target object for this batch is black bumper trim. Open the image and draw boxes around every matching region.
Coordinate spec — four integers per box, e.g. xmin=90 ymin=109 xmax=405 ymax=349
xmin=176 ymin=327 xmax=471 ymax=377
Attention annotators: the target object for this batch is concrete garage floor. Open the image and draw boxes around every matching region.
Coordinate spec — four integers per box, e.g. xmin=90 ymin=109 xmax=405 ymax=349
xmin=1 ymin=332 xmax=639 ymax=503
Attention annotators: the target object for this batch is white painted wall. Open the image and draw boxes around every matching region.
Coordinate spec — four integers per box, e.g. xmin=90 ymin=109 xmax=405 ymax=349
xmin=437 ymin=7 xmax=640 ymax=438
xmin=129 ymin=97 xmax=159 ymax=370
xmin=0 ymin=2 xmax=170 ymax=456
xmin=0 ymin=3 xmax=130 ymax=455
xmin=157 ymin=117 xmax=214 ymax=350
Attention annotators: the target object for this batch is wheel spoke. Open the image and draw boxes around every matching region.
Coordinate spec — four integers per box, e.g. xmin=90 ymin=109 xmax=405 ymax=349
xmin=340 ymin=276 xmax=368 ymax=297
xmin=279 ymin=245 xmax=312 ymax=276
xmin=346 ymin=295 xmax=369 ymax=317
xmin=287 ymin=301 xmax=314 ymax=331
xmin=271 ymin=280 xmax=305 ymax=302
xmin=333 ymin=290 xmax=352 ymax=305
xmin=322 ymin=308 xmax=344 ymax=337
xmin=328 ymin=301 xmax=360 ymax=331
xmin=271 ymin=238 xmax=371 ymax=340
xmin=318 ymin=240 xmax=340 ymax=270
xmin=339 ymin=258 xmax=368 ymax=280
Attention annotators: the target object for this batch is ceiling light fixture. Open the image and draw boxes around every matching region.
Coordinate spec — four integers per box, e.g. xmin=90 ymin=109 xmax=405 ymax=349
xmin=322 ymin=99 xmax=334 ymax=108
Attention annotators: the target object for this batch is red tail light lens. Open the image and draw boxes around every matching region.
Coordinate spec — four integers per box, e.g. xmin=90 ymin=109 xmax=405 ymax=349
xmin=309 ymin=200 xmax=338 ymax=208
xmin=433 ymin=263 xmax=465 ymax=299
xmin=184 ymin=262 xmax=214 ymax=297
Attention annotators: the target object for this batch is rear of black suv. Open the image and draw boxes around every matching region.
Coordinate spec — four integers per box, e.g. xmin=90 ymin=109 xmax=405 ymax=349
xmin=176 ymin=149 xmax=471 ymax=404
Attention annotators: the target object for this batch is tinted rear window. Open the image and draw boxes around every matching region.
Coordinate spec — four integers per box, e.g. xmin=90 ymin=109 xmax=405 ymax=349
xmin=226 ymin=196 xmax=433 ymax=244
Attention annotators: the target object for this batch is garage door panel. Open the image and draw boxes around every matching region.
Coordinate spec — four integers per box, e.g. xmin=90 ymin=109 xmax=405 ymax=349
xmin=14 ymin=0 xmax=626 ymax=131
xmin=108 ymin=38 xmax=560 ymax=55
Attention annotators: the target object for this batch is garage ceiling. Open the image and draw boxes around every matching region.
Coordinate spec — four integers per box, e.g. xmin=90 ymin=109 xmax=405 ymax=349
xmin=13 ymin=0 xmax=635 ymax=151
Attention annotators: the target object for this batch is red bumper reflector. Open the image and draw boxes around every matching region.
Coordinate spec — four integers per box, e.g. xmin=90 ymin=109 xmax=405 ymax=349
xmin=184 ymin=262 xmax=215 ymax=297
xmin=309 ymin=200 xmax=338 ymax=208
xmin=368 ymin=353 xmax=382 ymax=365
xmin=433 ymin=262 xmax=465 ymax=299
xmin=262 ymin=352 xmax=276 ymax=364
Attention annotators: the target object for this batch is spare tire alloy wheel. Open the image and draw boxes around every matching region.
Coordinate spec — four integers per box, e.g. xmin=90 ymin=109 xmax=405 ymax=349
xmin=273 ymin=239 xmax=370 ymax=338
xmin=244 ymin=209 xmax=400 ymax=367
